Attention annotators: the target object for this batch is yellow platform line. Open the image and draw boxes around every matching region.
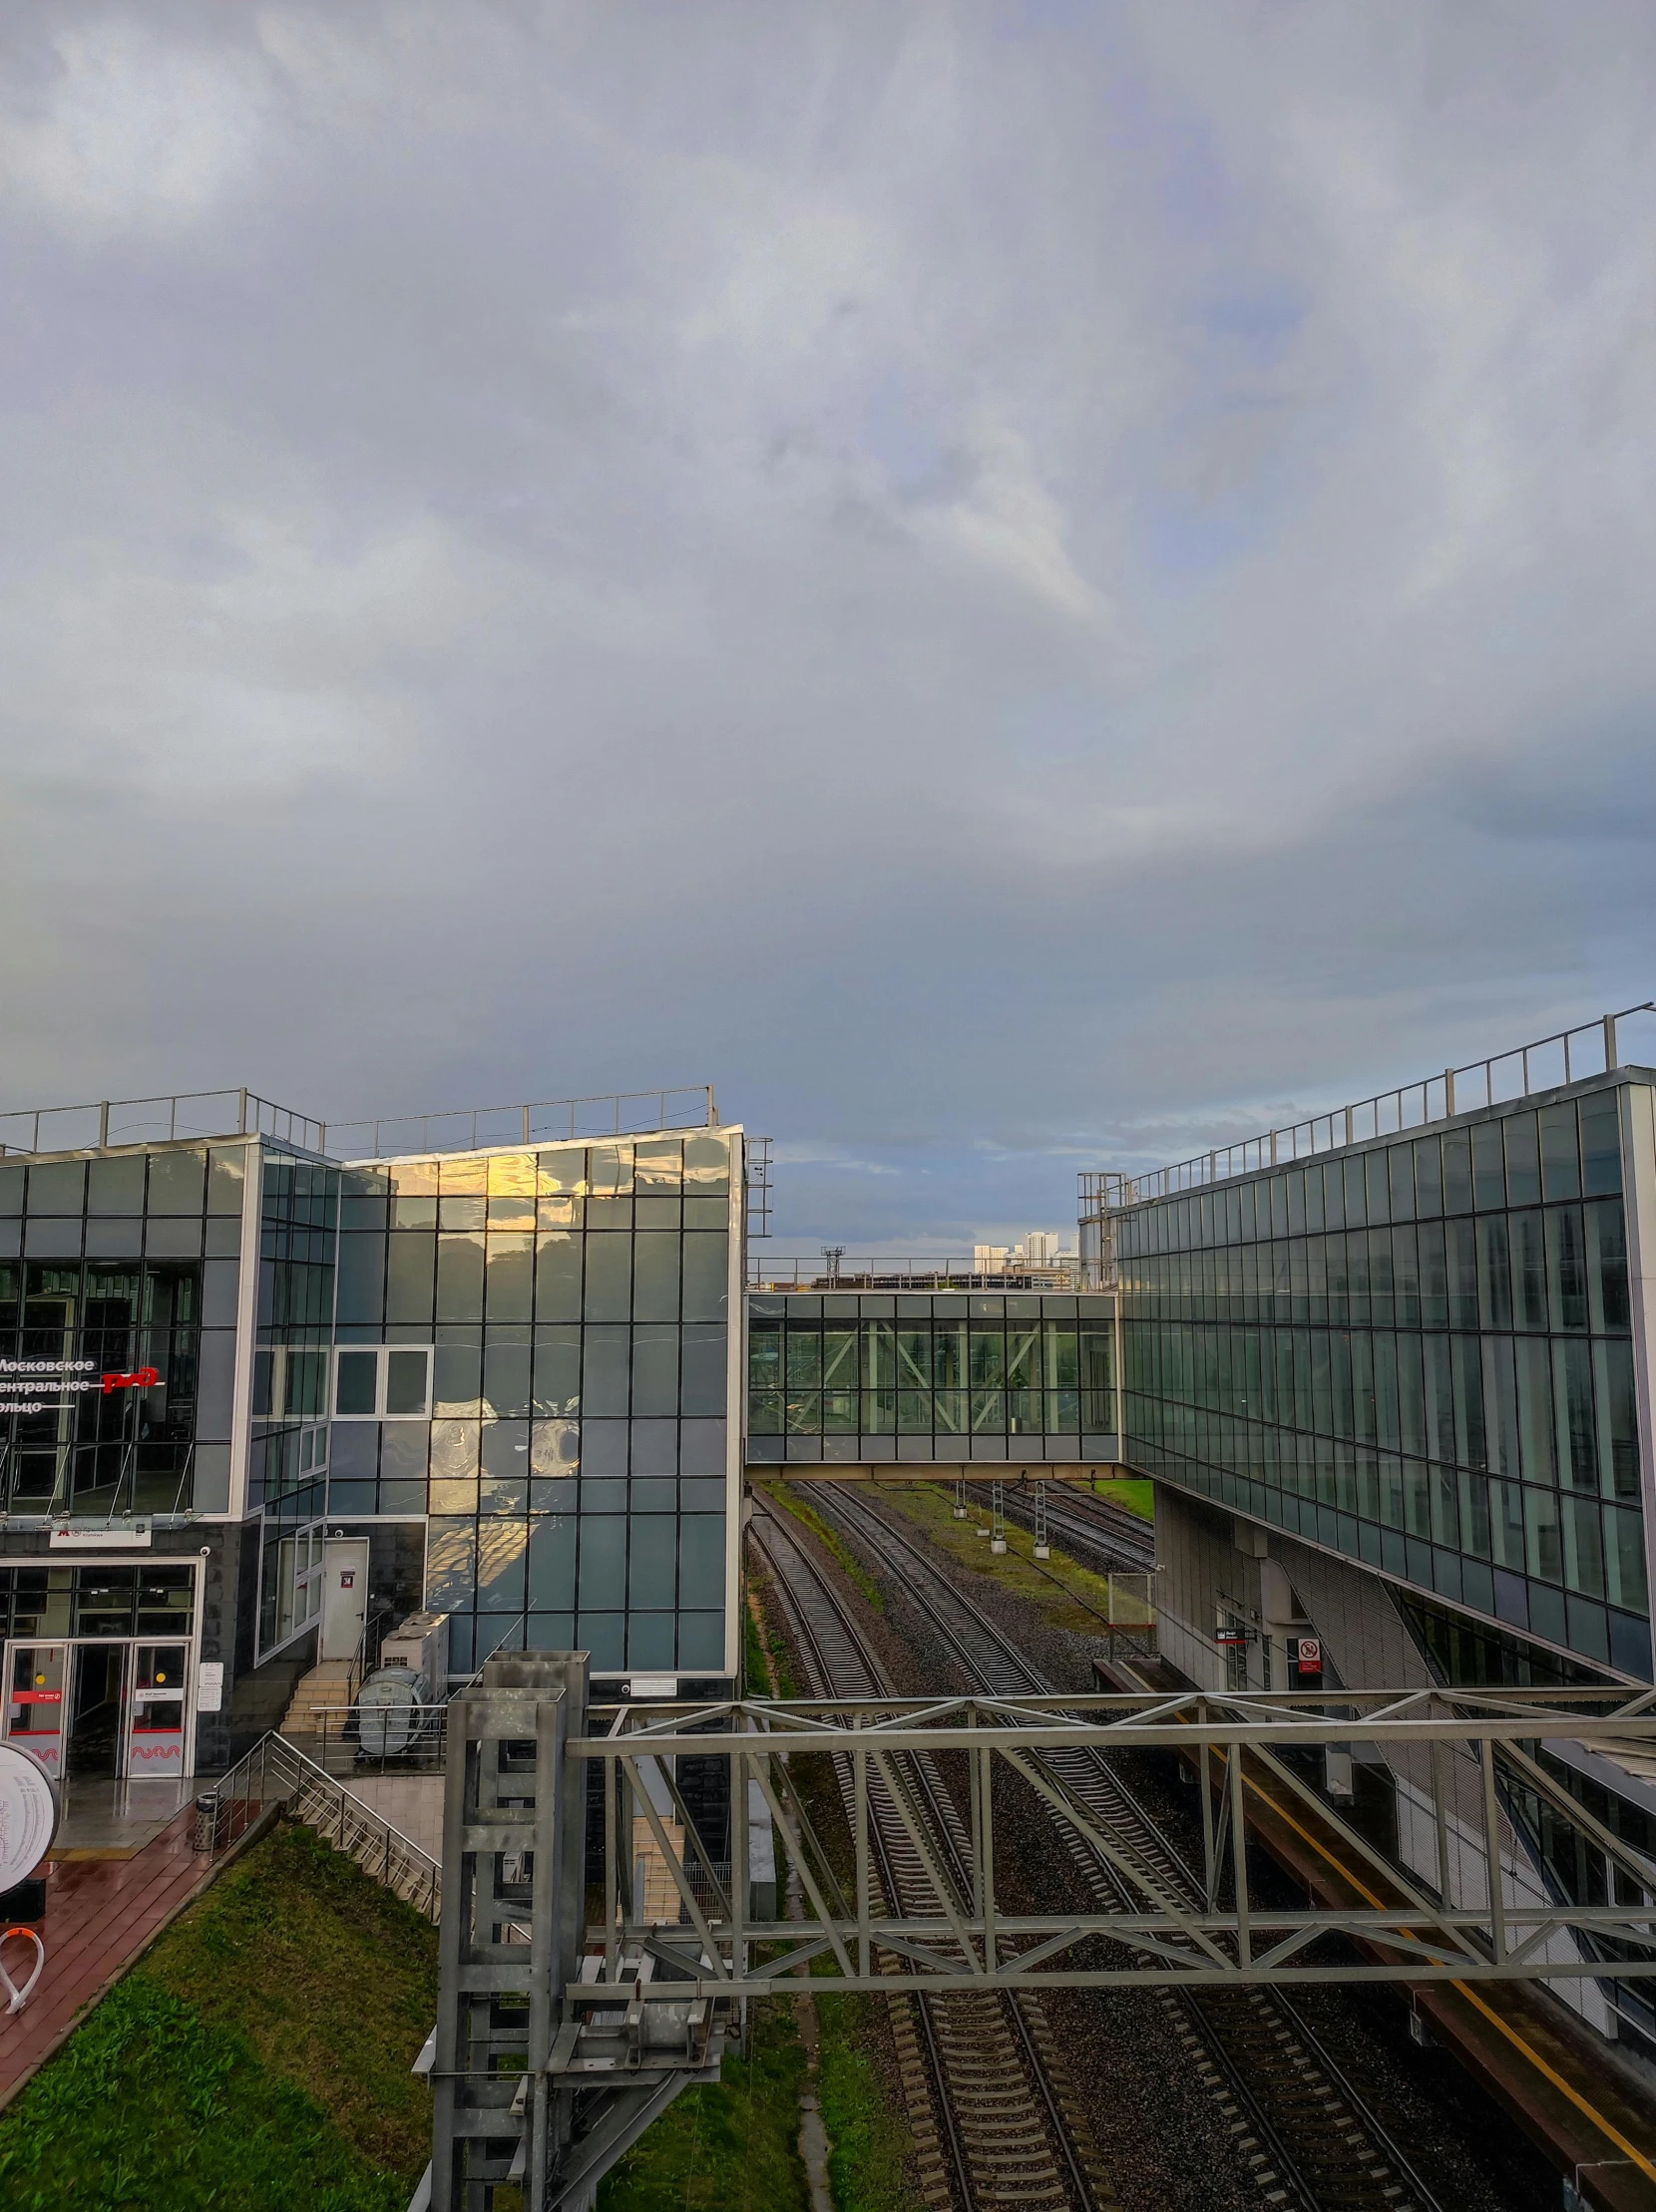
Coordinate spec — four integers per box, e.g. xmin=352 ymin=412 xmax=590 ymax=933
xmin=1243 ymin=1762 xmax=1656 ymax=2185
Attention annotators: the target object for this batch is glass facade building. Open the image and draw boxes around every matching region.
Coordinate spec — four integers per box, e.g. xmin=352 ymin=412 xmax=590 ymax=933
xmin=1110 ymin=1077 xmax=1652 ymax=1676
xmin=318 ymin=1130 xmax=739 ymax=1677
xmin=0 ymin=1095 xmax=744 ymax=1779
xmin=0 ymin=1143 xmax=248 ymax=1521
xmin=747 ymin=1290 xmax=1116 ymax=1464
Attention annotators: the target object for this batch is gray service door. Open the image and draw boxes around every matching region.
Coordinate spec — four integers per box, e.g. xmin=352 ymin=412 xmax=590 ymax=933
xmin=320 ymin=1538 xmax=370 ymax=1661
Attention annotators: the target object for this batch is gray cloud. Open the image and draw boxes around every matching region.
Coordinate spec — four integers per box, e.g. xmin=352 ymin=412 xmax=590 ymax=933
xmin=2 ymin=2 xmax=1655 ymax=1246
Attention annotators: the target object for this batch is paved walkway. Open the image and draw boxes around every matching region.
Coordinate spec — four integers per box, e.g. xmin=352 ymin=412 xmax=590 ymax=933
xmin=0 ymin=1806 xmax=217 ymax=2108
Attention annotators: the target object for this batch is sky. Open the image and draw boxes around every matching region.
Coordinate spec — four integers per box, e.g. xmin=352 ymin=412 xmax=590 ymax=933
xmin=3 ymin=2 xmax=1655 ymax=1252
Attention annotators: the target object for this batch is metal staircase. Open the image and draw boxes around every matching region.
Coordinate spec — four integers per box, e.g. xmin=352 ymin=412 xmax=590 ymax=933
xmin=198 ymin=1729 xmax=441 ymax=1920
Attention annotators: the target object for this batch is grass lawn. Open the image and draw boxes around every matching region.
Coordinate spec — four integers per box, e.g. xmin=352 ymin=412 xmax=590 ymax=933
xmin=0 ymin=1819 xmax=438 ymax=2212
xmin=814 ymin=1990 xmax=921 ymax=2212
xmin=598 ymin=1999 xmax=810 ymax=2212
xmin=876 ymin=1482 xmax=1151 ymax=1635
xmin=1091 ymin=1475 xmax=1154 ymax=1519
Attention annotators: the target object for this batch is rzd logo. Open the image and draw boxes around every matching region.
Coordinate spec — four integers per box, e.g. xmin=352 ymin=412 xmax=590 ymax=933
xmin=101 ymin=1367 xmax=159 ymax=1394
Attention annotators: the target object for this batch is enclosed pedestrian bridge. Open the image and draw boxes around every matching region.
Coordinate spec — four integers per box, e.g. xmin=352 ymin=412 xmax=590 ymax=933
xmin=744 ymin=1264 xmax=1121 ymax=1476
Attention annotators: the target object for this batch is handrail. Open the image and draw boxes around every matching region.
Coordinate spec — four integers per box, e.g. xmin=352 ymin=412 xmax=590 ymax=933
xmin=346 ymin=1608 xmax=392 ymax=1703
xmin=200 ymin=1729 xmax=441 ymax=1918
xmin=0 ymin=1084 xmax=718 ymax=1162
xmin=1080 ymin=998 xmax=1656 ymax=1211
xmin=320 ymin=1086 xmax=717 ymax=1160
xmin=0 ymin=1088 xmax=323 ymax=1159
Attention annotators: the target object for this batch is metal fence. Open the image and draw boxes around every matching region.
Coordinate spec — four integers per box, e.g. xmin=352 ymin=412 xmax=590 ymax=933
xmin=1080 ymin=998 xmax=1656 ymax=1212
xmin=0 ymin=1088 xmax=324 ymax=1159
xmin=195 ymin=1729 xmax=441 ymax=1920
xmin=295 ymin=1702 xmax=451 ymax=1777
xmin=0 ymin=1084 xmax=718 ymax=1163
xmin=316 ymin=1086 xmax=718 ymax=1160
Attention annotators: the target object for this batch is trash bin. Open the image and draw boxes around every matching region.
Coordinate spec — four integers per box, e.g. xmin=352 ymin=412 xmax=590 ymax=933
xmin=192 ymin=1793 xmax=221 ymax=1854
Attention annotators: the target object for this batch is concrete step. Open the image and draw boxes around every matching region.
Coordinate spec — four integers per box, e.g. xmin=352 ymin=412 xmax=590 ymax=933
xmin=278 ymin=1660 xmax=356 ymax=1738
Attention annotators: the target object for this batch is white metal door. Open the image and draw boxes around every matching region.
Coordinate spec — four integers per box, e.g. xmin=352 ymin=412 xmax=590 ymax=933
xmin=320 ymin=1539 xmax=370 ymax=1661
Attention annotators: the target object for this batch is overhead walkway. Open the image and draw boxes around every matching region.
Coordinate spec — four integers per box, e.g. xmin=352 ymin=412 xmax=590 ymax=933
xmin=1096 ymin=1652 xmax=1656 ymax=2211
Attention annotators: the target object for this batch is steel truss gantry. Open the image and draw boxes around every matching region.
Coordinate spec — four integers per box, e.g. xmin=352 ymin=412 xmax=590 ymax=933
xmin=432 ymin=1664 xmax=1656 ymax=2210
xmin=583 ymin=1682 xmax=1656 ymax=1998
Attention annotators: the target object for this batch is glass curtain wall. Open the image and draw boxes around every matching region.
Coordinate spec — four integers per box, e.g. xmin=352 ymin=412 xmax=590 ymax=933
xmin=0 ymin=1144 xmax=246 ymax=1518
xmin=0 ymin=1562 xmax=194 ymax=1639
xmin=253 ymin=1151 xmax=337 ymax=1653
xmin=1116 ymin=1085 xmax=1648 ymax=1673
xmin=329 ymin=1130 xmax=736 ymax=1677
xmin=748 ymin=1293 xmax=1116 ymax=1459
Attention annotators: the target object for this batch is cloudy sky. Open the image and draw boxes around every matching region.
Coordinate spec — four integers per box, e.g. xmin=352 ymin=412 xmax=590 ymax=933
xmin=3 ymin=3 xmax=1654 ymax=1249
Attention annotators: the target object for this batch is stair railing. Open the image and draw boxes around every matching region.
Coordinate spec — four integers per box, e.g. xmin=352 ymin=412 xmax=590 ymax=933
xmin=194 ymin=1729 xmax=441 ymax=1921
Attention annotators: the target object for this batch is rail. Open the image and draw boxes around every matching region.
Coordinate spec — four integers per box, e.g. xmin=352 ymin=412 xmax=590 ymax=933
xmin=1080 ymin=997 xmax=1656 ymax=1211
xmin=0 ymin=1088 xmax=323 ymax=1159
xmin=300 ymin=1701 xmax=450 ymax=1776
xmin=195 ymin=1729 xmax=440 ymax=1919
xmin=749 ymin=1506 xmax=1098 ymax=2208
xmin=748 ymin=1255 xmax=1086 ymax=1291
xmin=321 ymin=1086 xmax=717 ymax=1160
xmin=0 ymin=1085 xmax=718 ymax=1163
xmin=809 ymin=1486 xmax=1442 ymax=2209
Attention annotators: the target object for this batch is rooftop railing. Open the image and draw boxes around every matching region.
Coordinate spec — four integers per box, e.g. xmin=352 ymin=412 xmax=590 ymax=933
xmin=320 ymin=1085 xmax=717 ymax=1160
xmin=0 ymin=1089 xmax=324 ymax=1159
xmin=748 ymin=1254 xmax=1087 ymax=1291
xmin=1080 ymin=998 xmax=1656 ymax=1212
xmin=0 ymin=1084 xmax=717 ymax=1161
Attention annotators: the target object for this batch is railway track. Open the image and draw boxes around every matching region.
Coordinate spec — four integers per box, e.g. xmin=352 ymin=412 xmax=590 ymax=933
xmin=748 ymin=1507 xmax=1116 ymax=2211
xmin=980 ymin=1482 xmax=1156 ymax=1574
xmin=808 ymin=1484 xmax=1446 ymax=2212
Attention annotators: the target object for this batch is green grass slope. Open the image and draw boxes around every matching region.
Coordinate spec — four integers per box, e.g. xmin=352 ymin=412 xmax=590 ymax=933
xmin=0 ymin=1818 xmax=439 ymax=2212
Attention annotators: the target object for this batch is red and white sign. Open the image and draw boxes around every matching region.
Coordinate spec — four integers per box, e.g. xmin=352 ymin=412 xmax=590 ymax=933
xmin=101 ymin=1367 xmax=159 ymax=1395
xmin=1295 ymin=1638 xmax=1323 ymax=1673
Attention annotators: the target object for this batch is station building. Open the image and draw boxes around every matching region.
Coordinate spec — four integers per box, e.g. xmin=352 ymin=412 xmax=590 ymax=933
xmin=0 ymin=1087 xmax=744 ymax=1787
xmin=1079 ymin=1008 xmax=1656 ymax=2050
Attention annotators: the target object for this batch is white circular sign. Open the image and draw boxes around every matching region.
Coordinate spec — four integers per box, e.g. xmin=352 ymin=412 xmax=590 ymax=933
xmin=0 ymin=1744 xmax=58 ymax=1891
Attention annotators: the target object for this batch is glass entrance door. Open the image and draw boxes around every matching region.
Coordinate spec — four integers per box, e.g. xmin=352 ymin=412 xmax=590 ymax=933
xmin=3 ymin=1645 xmax=66 ymax=1780
xmin=126 ymin=1644 xmax=188 ymax=1779
xmin=67 ymin=1644 xmax=127 ymax=1779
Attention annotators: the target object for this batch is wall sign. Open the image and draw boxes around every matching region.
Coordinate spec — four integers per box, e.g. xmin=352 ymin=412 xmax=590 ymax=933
xmin=197 ymin=1662 xmax=223 ymax=1715
xmin=0 ymin=1746 xmax=58 ymax=1890
xmin=49 ymin=1521 xmax=152 ymax=1551
xmin=0 ymin=1360 xmax=162 ymax=1418
xmin=1295 ymin=1638 xmax=1323 ymax=1673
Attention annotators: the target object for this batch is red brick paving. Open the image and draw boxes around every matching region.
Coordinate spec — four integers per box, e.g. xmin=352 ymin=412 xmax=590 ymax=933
xmin=0 ymin=1807 xmax=217 ymax=2108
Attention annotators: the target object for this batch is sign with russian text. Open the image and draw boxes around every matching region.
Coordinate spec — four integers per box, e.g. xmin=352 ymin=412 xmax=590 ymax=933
xmin=0 ymin=1359 xmax=161 ymax=1417
xmin=49 ymin=1520 xmax=152 ymax=1551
